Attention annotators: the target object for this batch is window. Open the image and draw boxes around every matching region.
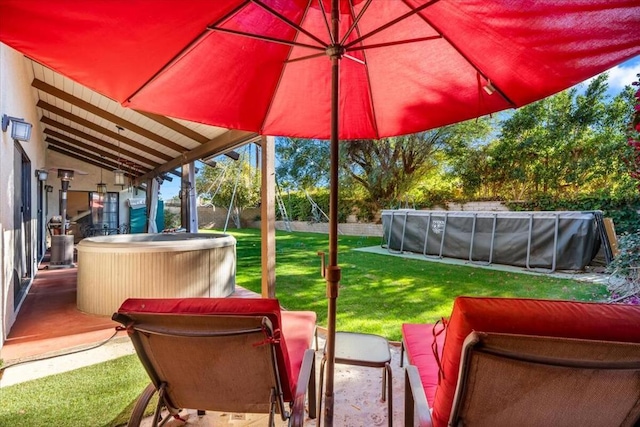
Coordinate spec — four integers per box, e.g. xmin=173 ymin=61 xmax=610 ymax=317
xmin=90 ymin=192 xmax=118 ymax=231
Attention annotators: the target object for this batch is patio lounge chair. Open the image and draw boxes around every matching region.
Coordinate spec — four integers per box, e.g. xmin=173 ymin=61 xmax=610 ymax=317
xmin=112 ymin=297 xmax=317 ymax=427
xmin=402 ymin=297 xmax=640 ymax=427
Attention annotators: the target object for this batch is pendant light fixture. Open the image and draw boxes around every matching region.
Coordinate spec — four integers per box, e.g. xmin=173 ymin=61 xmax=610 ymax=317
xmin=97 ymin=159 xmax=107 ymax=194
xmin=114 ymin=125 xmax=126 ymax=187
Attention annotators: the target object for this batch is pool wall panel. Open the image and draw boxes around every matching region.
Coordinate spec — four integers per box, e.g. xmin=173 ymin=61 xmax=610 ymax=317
xmin=382 ymin=210 xmax=600 ymax=271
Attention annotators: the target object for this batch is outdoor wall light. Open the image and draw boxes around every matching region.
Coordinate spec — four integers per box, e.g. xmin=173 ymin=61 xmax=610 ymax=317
xmin=45 ymin=185 xmax=53 ymax=193
xmin=1 ymin=114 xmax=32 ymax=142
xmin=36 ymin=169 xmax=49 ymax=181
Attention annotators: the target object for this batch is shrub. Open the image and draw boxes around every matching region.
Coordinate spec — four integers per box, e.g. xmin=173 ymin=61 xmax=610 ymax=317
xmin=606 ymin=231 xmax=640 ymax=304
xmin=163 ymin=209 xmax=181 ymax=229
xmin=505 ymin=194 xmax=640 ymax=235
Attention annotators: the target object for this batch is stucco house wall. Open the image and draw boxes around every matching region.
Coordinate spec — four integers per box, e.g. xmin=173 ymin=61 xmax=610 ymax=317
xmin=1 ymin=45 xmax=47 ymax=347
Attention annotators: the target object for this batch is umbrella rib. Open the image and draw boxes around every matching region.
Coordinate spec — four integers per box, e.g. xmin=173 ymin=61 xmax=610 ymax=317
xmin=125 ymin=30 xmax=213 ymax=103
xmin=257 ymin=0 xmax=317 ymax=134
xmin=399 ymin=0 xmax=517 ymax=107
xmin=208 ymin=26 xmax=325 ymax=51
xmin=340 ymin=0 xmax=374 ymax=46
xmin=344 ymin=0 xmax=381 ymax=139
xmin=478 ymin=78 xmax=514 ymax=107
xmin=251 ymin=0 xmax=329 ymax=48
xmin=317 ymin=0 xmax=334 ymax=45
xmin=344 ymin=0 xmax=441 ymax=49
xmin=348 ymin=35 xmax=442 ymax=52
xmin=125 ymin=1 xmax=254 ymax=103
xmin=284 ymin=52 xmax=327 ymax=63
xmin=343 ymin=54 xmax=365 ymax=65
xmin=208 ymin=0 xmax=252 ymax=28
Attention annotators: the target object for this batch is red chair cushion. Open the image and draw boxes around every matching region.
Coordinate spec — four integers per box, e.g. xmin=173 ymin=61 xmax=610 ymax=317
xmin=431 ymin=297 xmax=640 ymax=427
xmin=281 ymin=310 xmax=317 ymax=393
xmin=117 ymin=298 xmax=316 ymax=401
xmin=402 ymin=323 xmax=446 ymax=406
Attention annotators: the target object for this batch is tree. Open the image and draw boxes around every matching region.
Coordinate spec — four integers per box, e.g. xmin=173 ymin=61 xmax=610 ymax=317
xmin=438 ymin=117 xmax=497 ymax=198
xmin=276 ymin=137 xmax=331 ymax=190
xmin=485 ymin=74 xmax=637 ymax=200
xmin=626 ymin=74 xmax=640 ymax=192
xmin=196 ymin=156 xmax=260 ymax=228
xmin=341 ymin=118 xmax=492 ymax=212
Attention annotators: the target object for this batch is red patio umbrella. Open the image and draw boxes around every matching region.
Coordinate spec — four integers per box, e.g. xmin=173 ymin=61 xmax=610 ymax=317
xmin=1 ymin=1 xmax=639 ymax=424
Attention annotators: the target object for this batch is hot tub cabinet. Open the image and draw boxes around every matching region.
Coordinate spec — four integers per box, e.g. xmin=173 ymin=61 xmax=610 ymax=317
xmin=77 ymin=233 xmax=236 ymax=315
xmin=382 ymin=210 xmax=602 ymax=272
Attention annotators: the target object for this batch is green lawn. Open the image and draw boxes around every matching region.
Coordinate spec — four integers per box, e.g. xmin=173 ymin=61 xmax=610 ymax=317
xmin=0 ymin=354 xmax=147 ymax=427
xmin=0 ymin=228 xmax=607 ymax=426
xmin=226 ymin=228 xmax=607 ymax=341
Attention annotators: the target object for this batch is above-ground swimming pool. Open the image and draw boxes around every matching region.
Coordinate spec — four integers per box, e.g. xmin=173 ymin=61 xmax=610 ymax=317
xmin=77 ymin=233 xmax=236 ymax=315
xmin=382 ymin=210 xmax=602 ymax=272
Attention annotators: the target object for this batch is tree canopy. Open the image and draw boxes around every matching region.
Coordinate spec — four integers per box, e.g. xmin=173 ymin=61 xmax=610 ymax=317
xmin=196 ymin=155 xmax=260 ymax=219
xmin=341 ymin=119 xmax=493 ymax=211
xmin=276 ymin=137 xmax=330 ymax=190
xmin=196 ymin=74 xmax=638 ymax=224
xmin=474 ymin=74 xmax=637 ymax=200
xmin=275 ymin=118 xmax=493 ymax=212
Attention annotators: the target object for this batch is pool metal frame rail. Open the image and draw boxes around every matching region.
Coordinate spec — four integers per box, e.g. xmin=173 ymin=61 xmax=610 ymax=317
xmin=382 ymin=210 xmax=566 ymax=273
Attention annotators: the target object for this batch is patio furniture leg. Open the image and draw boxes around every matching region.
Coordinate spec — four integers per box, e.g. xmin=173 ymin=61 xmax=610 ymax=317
xmin=318 ymin=353 xmax=327 ymax=426
xmin=386 ymin=362 xmax=393 ymax=427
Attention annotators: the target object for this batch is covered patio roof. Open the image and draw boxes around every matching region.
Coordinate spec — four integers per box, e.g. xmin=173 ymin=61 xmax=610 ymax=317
xmin=25 ymin=58 xmax=260 ymax=184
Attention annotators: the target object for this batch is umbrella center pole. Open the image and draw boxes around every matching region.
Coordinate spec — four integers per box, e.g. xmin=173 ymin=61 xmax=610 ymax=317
xmin=324 ymin=2 xmax=342 ymax=426
xmin=323 ymin=58 xmax=341 ymax=425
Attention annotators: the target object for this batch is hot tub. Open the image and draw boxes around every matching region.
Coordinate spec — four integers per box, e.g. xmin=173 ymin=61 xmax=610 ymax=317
xmin=77 ymin=233 xmax=236 ymax=315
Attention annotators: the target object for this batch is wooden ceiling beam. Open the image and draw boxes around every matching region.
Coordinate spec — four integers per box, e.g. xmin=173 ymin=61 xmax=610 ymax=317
xmin=41 ymin=118 xmax=162 ymax=168
xmin=33 ymin=79 xmax=188 ymax=153
xmin=44 ymin=129 xmax=148 ymax=170
xmin=135 ymin=109 xmax=241 ymax=160
xmin=46 ymin=137 xmax=146 ymax=175
xmin=134 ymin=110 xmax=210 ymax=143
xmin=135 ymin=130 xmax=260 ymax=184
xmin=48 ymin=145 xmax=118 ymax=174
xmin=38 ymin=100 xmax=172 ymax=161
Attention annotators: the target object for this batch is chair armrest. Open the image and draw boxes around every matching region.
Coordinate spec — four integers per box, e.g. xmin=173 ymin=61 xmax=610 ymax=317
xmin=404 ymin=364 xmax=433 ymax=427
xmin=290 ymin=348 xmax=317 ymax=426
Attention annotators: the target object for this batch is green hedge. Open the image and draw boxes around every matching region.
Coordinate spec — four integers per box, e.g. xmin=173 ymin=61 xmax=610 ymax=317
xmin=277 ymin=189 xmax=640 ymax=234
xmin=505 ymin=194 xmax=640 ymax=235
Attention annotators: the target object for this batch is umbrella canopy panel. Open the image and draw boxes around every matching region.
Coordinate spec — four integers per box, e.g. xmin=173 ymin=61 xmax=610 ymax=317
xmin=1 ymin=0 xmax=638 ymax=140
xmin=3 ymin=2 xmax=639 ymax=426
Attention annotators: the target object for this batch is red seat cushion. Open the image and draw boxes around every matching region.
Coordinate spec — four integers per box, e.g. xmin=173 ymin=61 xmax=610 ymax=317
xmin=402 ymin=323 xmax=446 ymax=406
xmin=281 ymin=310 xmax=317 ymax=393
xmin=431 ymin=297 xmax=640 ymax=427
xmin=117 ymin=298 xmax=316 ymax=401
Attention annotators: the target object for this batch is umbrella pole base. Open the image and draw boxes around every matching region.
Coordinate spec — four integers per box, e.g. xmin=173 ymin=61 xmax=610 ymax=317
xmin=322 ymin=393 xmax=334 ymax=426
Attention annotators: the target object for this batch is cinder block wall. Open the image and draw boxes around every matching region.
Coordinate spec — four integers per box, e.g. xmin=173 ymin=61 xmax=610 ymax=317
xmin=168 ymin=201 xmax=508 ymax=237
xmin=439 ymin=201 xmax=508 ymax=211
